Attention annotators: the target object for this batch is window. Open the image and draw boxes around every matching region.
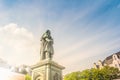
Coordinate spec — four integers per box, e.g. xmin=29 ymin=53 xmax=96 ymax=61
xmin=114 ymin=55 xmax=116 ymax=60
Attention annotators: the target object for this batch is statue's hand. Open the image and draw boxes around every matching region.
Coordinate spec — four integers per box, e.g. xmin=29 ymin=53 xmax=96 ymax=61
xmin=46 ymin=38 xmax=53 ymax=42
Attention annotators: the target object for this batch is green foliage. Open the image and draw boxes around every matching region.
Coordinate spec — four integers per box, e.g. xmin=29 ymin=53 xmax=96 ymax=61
xmin=64 ymin=71 xmax=80 ymax=80
xmin=64 ymin=66 xmax=120 ymax=80
xmin=25 ymin=74 xmax=32 ymax=80
xmin=80 ymin=69 xmax=92 ymax=80
xmin=100 ymin=66 xmax=119 ymax=79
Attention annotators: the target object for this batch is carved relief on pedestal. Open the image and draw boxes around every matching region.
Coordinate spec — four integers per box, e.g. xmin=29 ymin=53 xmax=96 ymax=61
xmin=53 ymin=73 xmax=61 ymax=80
xmin=35 ymin=75 xmax=41 ymax=80
xmin=33 ymin=71 xmax=45 ymax=80
xmin=54 ymin=73 xmax=58 ymax=80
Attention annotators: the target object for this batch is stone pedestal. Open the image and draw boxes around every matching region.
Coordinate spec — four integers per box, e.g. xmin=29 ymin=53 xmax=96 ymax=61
xmin=31 ymin=60 xmax=65 ymax=80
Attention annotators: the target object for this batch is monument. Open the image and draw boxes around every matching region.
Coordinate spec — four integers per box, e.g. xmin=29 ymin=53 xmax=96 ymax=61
xmin=31 ymin=30 xmax=65 ymax=80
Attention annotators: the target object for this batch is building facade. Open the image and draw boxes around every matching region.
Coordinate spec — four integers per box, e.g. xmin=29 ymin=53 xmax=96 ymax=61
xmin=94 ymin=51 xmax=120 ymax=70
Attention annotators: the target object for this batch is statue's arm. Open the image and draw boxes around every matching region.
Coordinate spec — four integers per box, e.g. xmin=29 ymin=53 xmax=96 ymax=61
xmin=45 ymin=38 xmax=53 ymax=42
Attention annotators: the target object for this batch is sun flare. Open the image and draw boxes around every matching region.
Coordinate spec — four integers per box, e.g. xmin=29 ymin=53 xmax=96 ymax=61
xmin=0 ymin=67 xmax=22 ymax=80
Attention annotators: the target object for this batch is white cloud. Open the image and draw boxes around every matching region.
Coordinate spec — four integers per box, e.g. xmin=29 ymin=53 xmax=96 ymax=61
xmin=0 ymin=23 xmax=39 ymax=66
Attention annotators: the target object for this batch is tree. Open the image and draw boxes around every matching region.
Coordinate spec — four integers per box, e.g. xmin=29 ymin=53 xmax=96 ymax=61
xmin=80 ymin=69 xmax=92 ymax=80
xmin=100 ymin=66 xmax=120 ymax=79
xmin=25 ymin=74 xmax=31 ymax=80
xmin=64 ymin=71 xmax=81 ymax=80
xmin=64 ymin=66 xmax=120 ymax=80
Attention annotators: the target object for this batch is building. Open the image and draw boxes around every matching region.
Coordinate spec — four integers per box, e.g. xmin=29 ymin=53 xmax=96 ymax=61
xmin=93 ymin=60 xmax=104 ymax=69
xmin=94 ymin=51 xmax=120 ymax=70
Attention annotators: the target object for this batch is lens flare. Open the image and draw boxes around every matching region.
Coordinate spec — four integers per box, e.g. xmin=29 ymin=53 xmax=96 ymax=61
xmin=0 ymin=67 xmax=24 ymax=80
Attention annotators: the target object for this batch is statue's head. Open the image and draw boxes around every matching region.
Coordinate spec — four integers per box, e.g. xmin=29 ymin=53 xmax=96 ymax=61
xmin=46 ymin=30 xmax=51 ymax=35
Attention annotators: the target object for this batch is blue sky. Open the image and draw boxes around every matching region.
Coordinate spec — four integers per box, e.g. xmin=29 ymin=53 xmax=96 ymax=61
xmin=0 ymin=0 xmax=120 ymax=74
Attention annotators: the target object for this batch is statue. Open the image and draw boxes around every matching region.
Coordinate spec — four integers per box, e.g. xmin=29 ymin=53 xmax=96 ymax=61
xmin=54 ymin=73 xmax=59 ymax=80
xmin=40 ymin=30 xmax=54 ymax=60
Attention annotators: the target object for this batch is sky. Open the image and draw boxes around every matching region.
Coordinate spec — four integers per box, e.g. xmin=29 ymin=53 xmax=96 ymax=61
xmin=0 ymin=0 xmax=120 ymax=74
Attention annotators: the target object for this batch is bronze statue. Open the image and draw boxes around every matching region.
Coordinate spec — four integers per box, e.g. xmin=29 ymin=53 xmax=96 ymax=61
xmin=40 ymin=30 xmax=54 ymax=60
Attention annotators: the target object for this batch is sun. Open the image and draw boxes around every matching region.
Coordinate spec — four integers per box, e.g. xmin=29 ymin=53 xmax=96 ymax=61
xmin=0 ymin=67 xmax=15 ymax=80
xmin=0 ymin=67 xmax=12 ymax=80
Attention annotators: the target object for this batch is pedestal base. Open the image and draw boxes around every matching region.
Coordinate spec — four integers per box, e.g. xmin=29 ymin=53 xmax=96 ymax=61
xmin=31 ymin=60 xmax=65 ymax=80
